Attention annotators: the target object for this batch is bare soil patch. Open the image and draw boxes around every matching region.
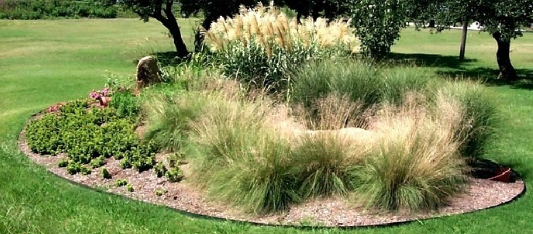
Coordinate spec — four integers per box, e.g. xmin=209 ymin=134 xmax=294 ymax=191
xmin=18 ymin=123 xmax=525 ymax=227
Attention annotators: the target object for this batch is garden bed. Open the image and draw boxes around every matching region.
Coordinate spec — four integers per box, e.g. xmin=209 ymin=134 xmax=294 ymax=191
xmin=18 ymin=113 xmax=525 ymax=227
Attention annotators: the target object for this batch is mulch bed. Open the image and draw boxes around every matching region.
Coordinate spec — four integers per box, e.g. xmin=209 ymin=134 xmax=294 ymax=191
xmin=18 ymin=117 xmax=526 ymax=228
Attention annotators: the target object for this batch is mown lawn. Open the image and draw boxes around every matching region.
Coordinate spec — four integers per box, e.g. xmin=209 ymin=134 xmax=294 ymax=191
xmin=1 ymin=19 xmax=532 ymax=234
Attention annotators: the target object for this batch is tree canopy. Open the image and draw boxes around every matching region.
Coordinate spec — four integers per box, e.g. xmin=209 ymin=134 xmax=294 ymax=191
xmin=120 ymin=0 xmax=189 ymax=57
xmin=273 ymin=0 xmax=350 ymax=22
xmin=350 ymin=0 xmax=409 ymax=59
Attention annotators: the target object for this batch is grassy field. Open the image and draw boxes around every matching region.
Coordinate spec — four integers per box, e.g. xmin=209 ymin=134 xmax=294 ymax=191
xmin=1 ymin=19 xmax=533 ymax=233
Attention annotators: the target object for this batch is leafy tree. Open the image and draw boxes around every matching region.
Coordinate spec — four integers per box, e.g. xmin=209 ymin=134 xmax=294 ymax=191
xmin=274 ymin=0 xmax=350 ymax=22
xmin=410 ymin=0 xmax=533 ymax=80
xmin=119 ymin=0 xmax=189 ymax=57
xmin=350 ymin=0 xmax=408 ymax=59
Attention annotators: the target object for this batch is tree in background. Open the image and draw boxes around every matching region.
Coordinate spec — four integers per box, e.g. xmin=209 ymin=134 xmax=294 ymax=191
xmin=350 ymin=0 xmax=408 ymax=59
xmin=119 ymin=0 xmax=259 ymax=55
xmin=120 ymin=0 xmax=189 ymax=57
xmin=272 ymin=0 xmax=350 ymax=22
xmin=409 ymin=0 xmax=533 ymax=80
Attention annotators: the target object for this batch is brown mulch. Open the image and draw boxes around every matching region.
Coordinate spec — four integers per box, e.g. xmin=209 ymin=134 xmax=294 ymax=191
xmin=18 ymin=127 xmax=525 ymax=227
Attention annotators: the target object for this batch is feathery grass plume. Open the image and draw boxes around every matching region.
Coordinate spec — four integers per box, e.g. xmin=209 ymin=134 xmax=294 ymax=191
xmin=352 ymin=93 xmax=468 ymax=211
xmin=203 ymin=3 xmax=358 ymax=93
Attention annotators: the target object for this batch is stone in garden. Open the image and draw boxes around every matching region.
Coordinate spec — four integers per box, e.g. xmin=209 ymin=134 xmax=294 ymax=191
xmin=136 ymin=56 xmax=161 ymax=91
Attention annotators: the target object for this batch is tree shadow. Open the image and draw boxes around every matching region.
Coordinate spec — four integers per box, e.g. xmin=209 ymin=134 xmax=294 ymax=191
xmin=387 ymin=52 xmax=533 ymax=90
xmin=437 ymin=67 xmax=533 ymax=90
xmin=386 ymin=52 xmax=477 ymax=69
xmin=151 ymin=51 xmax=189 ymax=67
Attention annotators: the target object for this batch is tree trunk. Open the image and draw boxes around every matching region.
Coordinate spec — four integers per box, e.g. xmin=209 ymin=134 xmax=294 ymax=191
xmin=163 ymin=3 xmax=189 ymax=58
xmin=312 ymin=6 xmax=319 ymax=21
xmin=492 ymin=32 xmax=518 ymax=81
xmin=459 ymin=20 xmax=468 ymax=61
xmin=194 ymin=15 xmax=216 ymax=52
xmin=428 ymin=19 xmax=435 ymax=28
xmin=151 ymin=1 xmax=189 ymax=58
xmin=168 ymin=23 xmax=189 ymax=58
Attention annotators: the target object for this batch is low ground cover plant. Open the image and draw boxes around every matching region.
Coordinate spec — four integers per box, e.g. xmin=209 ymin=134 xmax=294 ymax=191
xmin=25 ymin=85 xmax=158 ymax=175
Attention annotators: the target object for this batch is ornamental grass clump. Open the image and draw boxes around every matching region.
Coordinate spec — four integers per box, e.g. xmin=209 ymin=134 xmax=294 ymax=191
xmin=189 ymin=94 xmax=299 ymax=214
xmin=436 ymin=81 xmax=498 ymax=159
xmin=291 ymin=59 xmax=434 ymax=112
xmin=203 ymin=3 xmax=358 ymax=92
xmin=352 ymin=94 xmax=468 ymax=211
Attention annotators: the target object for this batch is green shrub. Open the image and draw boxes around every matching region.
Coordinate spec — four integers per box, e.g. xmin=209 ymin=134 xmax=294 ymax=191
xmin=0 ymin=0 xmax=118 ymax=20
xmin=109 ymin=89 xmax=140 ymax=119
xmin=101 ymin=167 xmax=112 ymax=179
xmin=350 ymin=0 xmax=407 ymax=59
xmin=154 ymin=162 xmax=167 ymax=178
xmin=155 ymin=188 xmax=168 ymax=196
xmin=66 ymin=162 xmax=81 ymax=175
xmin=90 ymin=156 xmax=106 ymax=168
xmin=126 ymin=184 xmax=134 ymax=192
xmin=57 ymin=158 xmax=69 ymax=168
xmin=25 ymin=95 xmax=158 ymax=175
xmin=80 ymin=166 xmax=91 ymax=175
xmin=115 ymin=179 xmax=128 ymax=187
xmin=26 ymin=113 xmax=64 ymax=155
xmin=120 ymin=158 xmax=132 ymax=169
xmin=165 ymin=168 xmax=184 ymax=182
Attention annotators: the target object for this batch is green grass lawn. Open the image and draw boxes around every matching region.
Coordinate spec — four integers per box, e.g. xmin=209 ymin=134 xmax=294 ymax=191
xmin=1 ymin=19 xmax=533 ymax=233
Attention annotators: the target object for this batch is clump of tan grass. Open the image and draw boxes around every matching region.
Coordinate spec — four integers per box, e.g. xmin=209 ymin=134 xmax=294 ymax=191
xmin=144 ymin=75 xmax=475 ymax=213
xmin=352 ymin=93 xmax=468 ymax=211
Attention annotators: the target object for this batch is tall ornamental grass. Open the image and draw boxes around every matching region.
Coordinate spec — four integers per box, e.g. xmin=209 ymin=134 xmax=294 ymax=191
xmin=436 ymin=81 xmax=498 ymax=159
xmin=291 ymin=59 xmax=435 ymax=126
xmin=352 ymin=94 xmax=468 ymax=211
xmin=188 ymin=95 xmax=299 ymax=214
xmin=203 ymin=3 xmax=358 ymax=92
xmin=140 ymin=62 xmax=496 ymax=214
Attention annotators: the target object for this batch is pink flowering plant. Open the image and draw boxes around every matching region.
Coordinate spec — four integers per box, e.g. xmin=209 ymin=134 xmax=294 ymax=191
xmin=89 ymin=87 xmax=112 ymax=107
xmin=89 ymin=87 xmax=110 ymax=100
